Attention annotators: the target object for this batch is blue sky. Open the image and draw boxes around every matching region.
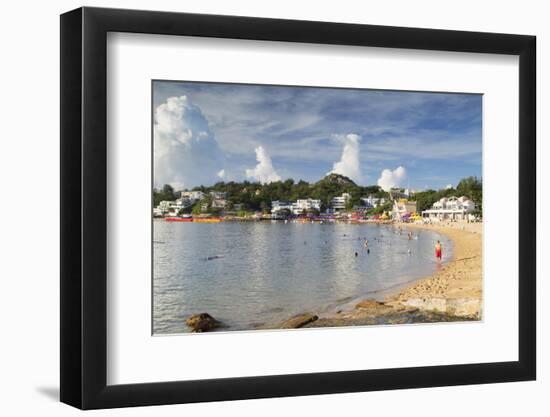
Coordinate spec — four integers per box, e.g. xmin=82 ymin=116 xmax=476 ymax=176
xmin=153 ymin=81 xmax=482 ymax=191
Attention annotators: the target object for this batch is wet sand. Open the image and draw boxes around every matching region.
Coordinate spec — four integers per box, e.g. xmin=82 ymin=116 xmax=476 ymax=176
xmin=293 ymin=221 xmax=483 ymax=329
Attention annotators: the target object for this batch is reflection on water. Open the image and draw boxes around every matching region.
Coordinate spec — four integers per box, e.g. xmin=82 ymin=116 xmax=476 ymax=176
xmin=153 ymin=221 xmax=452 ymax=334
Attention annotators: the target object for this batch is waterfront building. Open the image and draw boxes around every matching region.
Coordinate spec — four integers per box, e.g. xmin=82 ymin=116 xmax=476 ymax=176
xmin=271 ymin=199 xmax=321 ymax=217
xmin=181 ymin=190 xmax=205 ymax=201
xmin=209 ymin=191 xmax=227 ymax=200
xmin=211 ymin=199 xmax=227 ymax=209
xmin=361 ymin=195 xmax=386 ymax=208
xmin=422 ymin=196 xmax=476 ymax=221
xmin=331 ymin=193 xmax=351 ymax=211
xmin=271 ymin=200 xmax=293 ymax=219
xmin=156 ymin=199 xmax=187 ymax=216
xmin=271 ymin=200 xmax=294 ymax=213
xmin=153 ymin=207 xmax=164 ymax=217
xmin=294 ymin=199 xmax=321 ymax=214
xmin=158 ymin=200 xmax=172 ymax=211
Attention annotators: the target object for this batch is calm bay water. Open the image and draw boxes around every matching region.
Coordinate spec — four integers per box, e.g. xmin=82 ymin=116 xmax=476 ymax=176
xmin=153 ymin=221 xmax=452 ymax=334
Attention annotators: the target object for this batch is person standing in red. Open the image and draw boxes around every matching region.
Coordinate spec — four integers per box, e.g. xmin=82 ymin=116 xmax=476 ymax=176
xmin=435 ymin=240 xmax=442 ymax=260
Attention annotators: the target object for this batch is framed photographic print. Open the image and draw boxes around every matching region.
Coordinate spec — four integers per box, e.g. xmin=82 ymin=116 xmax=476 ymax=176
xmin=60 ymin=7 xmax=536 ymax=409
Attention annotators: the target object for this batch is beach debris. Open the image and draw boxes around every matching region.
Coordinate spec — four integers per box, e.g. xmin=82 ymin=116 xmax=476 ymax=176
xmin=355 ymin=299 xmax=385 ymax=309
xmin=185 ymin=313 xmax=224 ymax=332
xmin=279 ymin=313 xmax=319 ymax=329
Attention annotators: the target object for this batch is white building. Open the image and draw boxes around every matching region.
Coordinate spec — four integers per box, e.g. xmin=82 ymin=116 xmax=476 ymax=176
xmin=361 ymin=195 xmax=386 ymax=208
xmin=157 ymin=199 xmax=187 ymax=216
xmin=271 ymin=200 xmax=293 ymax=219
xmin=271 ymin=199 xmax=321 ymax=217
xmin=181 ymin=191 xmax=205 ymax=201
xmin=209 ymin=191 xmax=227 ymax=200
xmin=211 ymin=199 xmax=227 ymax=209
xmin=294 ymin=199 xmax=321 ymax=214
xmin=331 ymin=193 xmax=351 ymax=211
xmin=422 ymin=196 xmax=476 ymax=220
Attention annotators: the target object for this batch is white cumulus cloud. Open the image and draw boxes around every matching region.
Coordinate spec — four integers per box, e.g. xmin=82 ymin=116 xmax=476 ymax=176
xmin=377 ymin=166 xmax=407 ymax=191
xmin=245 ymin=146 xmax=281 ymax=184
xmin=217 ymin=169 xmax=225 ymax=179
xmin=154 ymin=96 xmax=224 ymax=189
xmin=328 ymin=133 xmax=362 ymax=182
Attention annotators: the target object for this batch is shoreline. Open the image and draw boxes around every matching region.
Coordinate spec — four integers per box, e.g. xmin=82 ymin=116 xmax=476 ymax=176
xmin=282 ymin=221 xmax=483 ymax=329
xmin=178 ymin=220 xmax=483 ymax=333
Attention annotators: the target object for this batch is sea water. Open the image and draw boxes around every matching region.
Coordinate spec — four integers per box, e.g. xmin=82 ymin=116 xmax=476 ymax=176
xmin=153 ymin=221 xmax=452 ymax=334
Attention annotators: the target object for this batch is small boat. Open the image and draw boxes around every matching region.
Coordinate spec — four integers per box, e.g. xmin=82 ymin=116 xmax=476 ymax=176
xmin=165 ymin=217 xmax=193 ymax=222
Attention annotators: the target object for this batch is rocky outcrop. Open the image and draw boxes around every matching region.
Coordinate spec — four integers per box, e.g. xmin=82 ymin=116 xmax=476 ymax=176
xmin=185 ymin=313 xmax=224 ymax=332
xmin=279 ymin=313 xmax=318 ymax=329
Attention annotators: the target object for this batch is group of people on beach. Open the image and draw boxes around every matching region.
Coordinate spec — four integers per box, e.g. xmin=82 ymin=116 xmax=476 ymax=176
xmin=351 ymin=228 xmax=443 ymax=261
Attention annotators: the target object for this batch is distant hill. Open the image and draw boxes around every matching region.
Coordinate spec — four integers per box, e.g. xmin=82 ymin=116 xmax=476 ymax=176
xmin=156 ymin=172 xmax=387 ymax=212
xmin=315 ymin=173 xmax=357 ymax=187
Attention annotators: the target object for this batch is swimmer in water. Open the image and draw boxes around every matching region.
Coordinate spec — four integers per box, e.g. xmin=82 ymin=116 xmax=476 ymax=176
xmin=435 ymin=240 xmax=442 ymax=260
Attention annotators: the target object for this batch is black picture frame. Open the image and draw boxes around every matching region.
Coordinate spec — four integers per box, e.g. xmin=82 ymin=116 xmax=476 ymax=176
xmin=60 ymin=6 xmax=536 ymax=410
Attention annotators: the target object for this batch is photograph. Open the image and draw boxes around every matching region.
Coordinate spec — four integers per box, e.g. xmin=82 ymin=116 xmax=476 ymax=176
xmin=152 ymin=81 xmax=483 ymax=334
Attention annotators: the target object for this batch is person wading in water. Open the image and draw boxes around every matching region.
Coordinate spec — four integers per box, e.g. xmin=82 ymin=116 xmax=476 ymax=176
xmin=435 ymin=240 xmax=442 ymax=260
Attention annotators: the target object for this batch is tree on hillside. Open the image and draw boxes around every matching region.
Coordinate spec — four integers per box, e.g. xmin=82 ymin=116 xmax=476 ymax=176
xmin=306 ymin=208 xmax=320 ymax=216
xmin=412 ymin=189 xmax=438 ymax=213
xmin=191 ymin=202 xmax=202 ymax=215
xmin=370 ymin=201 xmax=393 ymax=215
xmin=153 ymin=184 xmax=178 ymax=207
xmin=456 ymin=176 xmax=482 ymax=210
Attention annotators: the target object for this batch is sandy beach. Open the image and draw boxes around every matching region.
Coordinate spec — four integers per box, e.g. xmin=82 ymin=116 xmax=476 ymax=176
xmin=284 ymin=221 xmax=483 ymax=329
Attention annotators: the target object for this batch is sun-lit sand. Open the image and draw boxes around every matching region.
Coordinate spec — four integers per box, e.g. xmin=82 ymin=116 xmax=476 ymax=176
xmin=386 ymin=221 xmax=482 ymax=317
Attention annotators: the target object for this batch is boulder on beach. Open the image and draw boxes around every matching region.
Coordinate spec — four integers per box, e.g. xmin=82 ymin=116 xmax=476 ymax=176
xmin=279 ymin=313 xmax=319 ymax=329
xmin=185 ymin=313 xmax=224 ymax=332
